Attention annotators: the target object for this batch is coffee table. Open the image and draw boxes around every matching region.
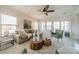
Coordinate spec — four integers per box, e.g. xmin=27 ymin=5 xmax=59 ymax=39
xmin=30 ymin=40 xmax=43 ymax=50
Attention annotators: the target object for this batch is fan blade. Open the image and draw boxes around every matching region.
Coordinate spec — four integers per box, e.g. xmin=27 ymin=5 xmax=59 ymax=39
xmin=45 ymin=13 xmax=48 ymax=15
xmin=47 ymin=10 xmax=55 ymax=12
xmin=43 ymin=5 xmax=49 ymax=12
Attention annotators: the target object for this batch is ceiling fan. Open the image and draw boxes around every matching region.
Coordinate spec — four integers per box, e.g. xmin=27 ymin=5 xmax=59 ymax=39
xmin=38 ymin=5 xmax=55 ymax=15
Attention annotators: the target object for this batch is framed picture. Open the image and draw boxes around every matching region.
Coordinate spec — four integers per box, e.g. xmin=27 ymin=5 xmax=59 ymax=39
xmin=24 ymin=20 xmax=31 ymax=29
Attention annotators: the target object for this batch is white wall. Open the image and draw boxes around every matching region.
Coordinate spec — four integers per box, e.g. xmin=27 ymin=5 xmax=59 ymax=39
xmin=71 ymin=13 xmax=79 ymax=39
xmin=70 ymin=6 xmax=79 ymax=39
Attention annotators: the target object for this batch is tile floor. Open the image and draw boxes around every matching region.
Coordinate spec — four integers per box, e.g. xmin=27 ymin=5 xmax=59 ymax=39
xmin=0 ymin=36 xmax=79 ymax=54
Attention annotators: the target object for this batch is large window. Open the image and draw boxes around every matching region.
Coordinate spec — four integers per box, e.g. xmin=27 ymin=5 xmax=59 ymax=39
xmin=46 ymin=22 xmax=52 ymax=30
xmin=1 ymin=14 xmax=17 ymax=35
xmin=64 ymin=21 xmax=70 ymax=32
xmin=53 ymin=21 xmax=70 ymax=32
xmin=41 ymin=22 xmax=45 ymax=30
xmin=53 ymin=22 xmax=60 ymax=32
xmin=61 ymin=21 xmax=65 ymax=31
xmin=61 ymin=21 xmax=70 ymax=32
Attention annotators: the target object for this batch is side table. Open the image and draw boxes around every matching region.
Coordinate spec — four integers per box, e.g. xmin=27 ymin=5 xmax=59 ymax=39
xmin=43 ymin=39 xmax=51 ymax=46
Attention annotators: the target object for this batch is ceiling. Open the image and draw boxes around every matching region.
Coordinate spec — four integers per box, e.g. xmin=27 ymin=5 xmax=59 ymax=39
xmin=5 ymin=5 xmax=78 ymax=20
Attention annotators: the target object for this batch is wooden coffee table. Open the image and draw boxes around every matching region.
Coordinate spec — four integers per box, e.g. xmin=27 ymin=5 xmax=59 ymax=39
xmin=30 ymin=40 xmax=43 ymax=50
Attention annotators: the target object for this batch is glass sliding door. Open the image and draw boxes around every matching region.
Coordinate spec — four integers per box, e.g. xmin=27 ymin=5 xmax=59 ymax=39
xmin=64 ymin=21 xmax=70 ymax=37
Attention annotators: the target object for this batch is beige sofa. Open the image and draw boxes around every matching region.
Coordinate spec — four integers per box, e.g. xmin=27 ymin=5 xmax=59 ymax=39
xmin=14 ymin=34 xmax=28 ymax=44
xmin=14 ymin=30 xmax=29 ymax=44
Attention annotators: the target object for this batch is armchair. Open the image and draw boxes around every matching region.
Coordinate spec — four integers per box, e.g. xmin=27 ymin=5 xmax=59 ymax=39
xmin=51 ymin=30 xmax=63 ymax=40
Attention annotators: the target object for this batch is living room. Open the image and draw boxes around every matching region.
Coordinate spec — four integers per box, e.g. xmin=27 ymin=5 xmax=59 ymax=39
xmin=0 ymin=5 xmax=79 ymax=54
